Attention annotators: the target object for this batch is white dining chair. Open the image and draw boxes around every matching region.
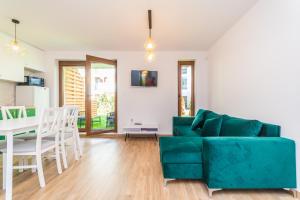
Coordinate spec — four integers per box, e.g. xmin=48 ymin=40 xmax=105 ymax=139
xmin=0 ymin=108 xmax=63 ymax=189
xmin=45 ymin=106 xmax=82 ymax=169
xmin=0 ymin=106 xmax=34 ymax=172
xmin=1 ymin=106 xmax=38 ymax=140
xmin=1 ymin=106 xmax=27 ymax=120
xmin=63 ymin=106 xmax=82 ymax=166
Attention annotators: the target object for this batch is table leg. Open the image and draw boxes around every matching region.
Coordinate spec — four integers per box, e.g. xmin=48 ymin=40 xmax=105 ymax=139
xmin=155 ymin=133 xmax=158 ymax=141
xmin=124 ymin=132 xmax=127 ymax=141
xmin=5 ymin=133 xmax=13 ymax=200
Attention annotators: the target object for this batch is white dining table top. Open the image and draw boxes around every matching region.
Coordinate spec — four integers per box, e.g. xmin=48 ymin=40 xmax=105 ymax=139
xmin=0 ymin=117 xmax=39 ymax=134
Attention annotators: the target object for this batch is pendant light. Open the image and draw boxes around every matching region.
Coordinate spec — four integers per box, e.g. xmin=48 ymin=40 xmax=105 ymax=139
xmin=11 ymin=19 xmax=20 ymax=51
xmin=145 ymin=10 xmax=155 ymax=62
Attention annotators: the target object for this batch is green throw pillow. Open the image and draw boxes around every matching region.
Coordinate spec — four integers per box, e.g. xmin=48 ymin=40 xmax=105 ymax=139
xmin=204 ymin=110 xmax=221 ymax=121
xmin=202 ymin=117 xmax=223 ymax=137
xmin=220 ymin=115 xmax=263 ymax=137
xmin=191 ymin=109 xmax=206 ymax=130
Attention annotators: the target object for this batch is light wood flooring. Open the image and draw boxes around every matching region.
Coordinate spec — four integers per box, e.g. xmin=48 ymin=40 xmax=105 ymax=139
xmin=0 ymin=136 xmax=297 ymax=200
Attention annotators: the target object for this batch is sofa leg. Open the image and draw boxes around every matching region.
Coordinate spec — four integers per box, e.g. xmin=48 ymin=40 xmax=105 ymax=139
xmin=206 ymin=186 xmax=222 ymax=198
xmin=163 ymin=178 xmax=175 ymax=187
xmin=283 ymin=188 xmax=298 ymax=198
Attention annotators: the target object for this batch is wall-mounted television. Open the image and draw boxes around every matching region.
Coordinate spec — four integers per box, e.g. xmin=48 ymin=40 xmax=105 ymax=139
xmin=131 ymin=70 xmax=158 ymax=87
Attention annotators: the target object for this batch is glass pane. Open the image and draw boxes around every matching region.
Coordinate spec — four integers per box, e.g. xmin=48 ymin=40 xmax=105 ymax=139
xmin=180 ymin=65 xmax=192 ymax=116
xmin=91 ymin=63 xmax=116 ymax=131
xmin=62 ymin=66 xmax=86 ymax=128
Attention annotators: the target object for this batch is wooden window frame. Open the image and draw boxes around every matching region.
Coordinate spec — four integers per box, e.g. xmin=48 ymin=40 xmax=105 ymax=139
xmin=178 ymin=61 xmax=195 ymax=116
xmin=85 ymin=55 xmax=118 ymax=135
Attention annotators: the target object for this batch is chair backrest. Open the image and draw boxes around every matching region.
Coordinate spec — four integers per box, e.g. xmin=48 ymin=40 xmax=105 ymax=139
xmin=35 ymin=108 xmax=63 ymax=151
xmin=63 ymin=105 xmax=79 ymax=130
xmin=1 ymin=106 xmax=27 ymax=120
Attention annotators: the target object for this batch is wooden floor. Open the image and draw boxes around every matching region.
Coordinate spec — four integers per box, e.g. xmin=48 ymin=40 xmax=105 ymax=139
xmin=0 ymin=137 xmax=297 ymax=200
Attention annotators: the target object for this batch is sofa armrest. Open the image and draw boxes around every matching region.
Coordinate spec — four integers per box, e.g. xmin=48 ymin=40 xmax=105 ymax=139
xmin=173 ymin=116 xmax=194 ymax=126
xmin=173 ymin=117 xmax=195 ymax=135
xmin=202 ymin=137 xmax=297 ymax=189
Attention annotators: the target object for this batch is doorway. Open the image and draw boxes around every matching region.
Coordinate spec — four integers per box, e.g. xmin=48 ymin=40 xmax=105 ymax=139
xmin=86 ymin=55 xmax=117 ymax=134
xmin=59 ymin=55 xmax=117 ymax=135
xmin=178 ymin=61 xmax=195 ymax=116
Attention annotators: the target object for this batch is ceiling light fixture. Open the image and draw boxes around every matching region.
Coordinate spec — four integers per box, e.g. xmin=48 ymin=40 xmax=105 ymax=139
xmin=11 ymin=19 xmax=20 ymax=51
xmin=145 ymin=10 xmax=155 ymax=62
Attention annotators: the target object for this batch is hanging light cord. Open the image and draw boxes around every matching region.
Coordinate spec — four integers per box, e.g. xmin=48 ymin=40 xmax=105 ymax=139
xmin=148 ymin=10 xmax=152 ymax=38
xmin=14 ymin=22 xmax=17 ymax=41
xmin=11 ymin=19 xmax=20 ymax=42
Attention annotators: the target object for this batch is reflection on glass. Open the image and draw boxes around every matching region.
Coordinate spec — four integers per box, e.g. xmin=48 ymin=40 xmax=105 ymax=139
xmin=62 ymin=67 xmax=86 ymax=128
xmin=91 ymin=63 xmax=116 ymax=130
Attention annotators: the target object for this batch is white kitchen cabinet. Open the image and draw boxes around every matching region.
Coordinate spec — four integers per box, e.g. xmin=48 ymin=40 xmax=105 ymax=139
xmin=23 ymin=42 xmax=45 ymax=72
xmin=16 ymin=86 xmax=50 ymax=111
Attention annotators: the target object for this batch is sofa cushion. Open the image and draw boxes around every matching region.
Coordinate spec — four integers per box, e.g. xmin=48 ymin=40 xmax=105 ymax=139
xmin=191 ymin=109 xmax=206 ymax=130
xmin=204 ymin=111 xmax=221 ymax=121
xmin=174 ymin=126 xmax=202 ymax=137
xmin=202 ymin=117 xmax=223 ymax=137
xmin=220 ymin=115 xmax=263 ymax=137
xmin=159 ymin=136 xmax=203 ymax=164
xmin=259 ymin=123 xmax=281 ymax=137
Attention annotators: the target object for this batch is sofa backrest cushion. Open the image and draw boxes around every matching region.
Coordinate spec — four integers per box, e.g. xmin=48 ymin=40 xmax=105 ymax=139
xmin=204 ymin=110 xmax=221 ymax=121
xmin=259 ymin=123 xmax=281 ymax=137
xmin=201 ymin=116 xmax=223 ymax=137
xmin=220 ymin=115 xmax=263 ymax=137
xmin=191 ymin=109 xmax=206 ymax=130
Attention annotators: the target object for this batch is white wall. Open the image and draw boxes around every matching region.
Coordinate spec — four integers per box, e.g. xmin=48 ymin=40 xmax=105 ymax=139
xmin=208 ymin=0 xmax=300 ymax=189
xmin=0 ymin=31 xmax=45 ymax=106
xmin=45 ymin=51 xmax=209 ymax=134
xmin=0 ymin=80 xmax=16 ymax=106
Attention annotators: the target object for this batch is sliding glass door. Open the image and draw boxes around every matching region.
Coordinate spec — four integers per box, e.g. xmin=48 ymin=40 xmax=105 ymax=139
xmin=86 ymin=55 xmax=117 ymax=134
xmin=59 ymin=56 xmax=117 ymax=135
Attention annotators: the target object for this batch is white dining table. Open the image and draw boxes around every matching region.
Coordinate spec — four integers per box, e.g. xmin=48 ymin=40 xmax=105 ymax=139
xmin=0 ymin=117 xmax=39 ymax=200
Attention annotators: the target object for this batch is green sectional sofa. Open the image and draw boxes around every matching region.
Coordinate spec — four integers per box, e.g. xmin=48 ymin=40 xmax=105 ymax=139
xmin=159 ymin=109 xmax=297 ymax=197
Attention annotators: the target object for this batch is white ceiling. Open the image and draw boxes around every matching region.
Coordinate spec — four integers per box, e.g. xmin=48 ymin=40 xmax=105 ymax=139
xmin=0 ymin=0 xmax=257 ymax=51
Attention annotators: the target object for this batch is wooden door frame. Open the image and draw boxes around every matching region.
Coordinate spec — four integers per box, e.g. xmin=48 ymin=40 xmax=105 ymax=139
xmin=86 ymin=55 xmax=118 ymax=135
xmin=178 ymin=61 xmax=195 ymax=116
xmin=58 ymin=61 xmax=87 ymax=132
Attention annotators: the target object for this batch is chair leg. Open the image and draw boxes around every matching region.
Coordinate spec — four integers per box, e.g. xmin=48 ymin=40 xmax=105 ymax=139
xmin=18 ymin=157 xmax=24 ymax=173
xmin=31 ymin=156 xmax=36 ymax=173
xmin=2 ymin=153 xmax=6 ymax=190
xmin=36 ymin=154 xmax=45 ymax=188
xmin=55 ymin=143 xmax=62 ymax=174
xmin=72 ymin=135 xmax=79 ymax=161
xmin=75 ymin=129 xmax=83 ymax=156
xmin=61 ymin=141 xmax=68 ymax=169
xmin=23 ymin=157 xmax=28 ymax=168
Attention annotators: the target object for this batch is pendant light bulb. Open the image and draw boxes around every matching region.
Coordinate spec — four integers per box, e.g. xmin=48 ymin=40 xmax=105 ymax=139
xmin=146 ymin=51 xmax=154 ymax=62
xmin=11 ymin=40 xmax=19 ymax=51
xmin=145 ymin=37 xmax=155 ymax=51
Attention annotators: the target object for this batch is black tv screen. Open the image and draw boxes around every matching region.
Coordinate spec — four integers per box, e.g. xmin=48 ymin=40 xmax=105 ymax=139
xmin=131 ymin=70 xmax=158 ymax=87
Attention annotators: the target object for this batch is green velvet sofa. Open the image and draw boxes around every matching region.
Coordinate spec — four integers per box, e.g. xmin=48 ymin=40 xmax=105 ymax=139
xmin=159 ymin=109 xmax=297 ymax=197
